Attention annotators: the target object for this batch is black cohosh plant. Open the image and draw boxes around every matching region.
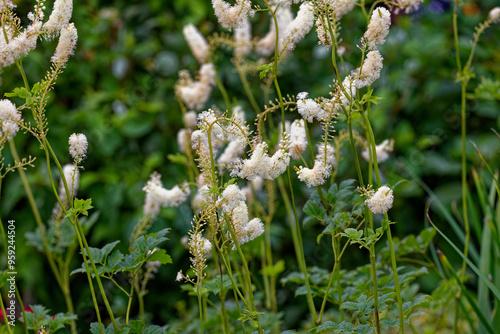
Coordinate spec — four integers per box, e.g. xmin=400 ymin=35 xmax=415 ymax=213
xmin=1 ymin=0 xmax=500 ymax=333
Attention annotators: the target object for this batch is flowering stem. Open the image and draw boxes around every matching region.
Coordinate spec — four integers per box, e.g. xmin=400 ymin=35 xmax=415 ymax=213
xmin=0 ymin=295 xmax=13 ymax=334
xmin=75 ymin=218 xmax=119 ymax=331
xmin=318 ymin=234 xmax=349 ymax=323
xmin=225 ymin=214 xmax=263 ymax=333
xmin=237 ymin=67 xmax=261 ymax=114
xmin=345 ymin=110 xmax=381 ymax=333
xmin=125 ymin=277 xmax=135 ymax=325
xmin=360 ymin=110 xmax=404 ymax=333
xmin=214 ymin=73 xmax=232 ymax=113
xmin=385 ymin=221 xmax=404 ymax=332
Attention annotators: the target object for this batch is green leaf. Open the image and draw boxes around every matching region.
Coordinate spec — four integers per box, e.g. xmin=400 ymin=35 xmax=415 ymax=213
xmin=258 ymin=63 xmax=273 ymax=79
xmin=128 ymin=320 xmax=145 ymax=333
xmin=262 ymin=259 xmax=285 ymax=277
xmin=143 ymin=325 xmax=163 ymax=334
xmin=167 ymin=153 xmax=187 ymax=165
xmin=146 ymin=249 xmax=172 ymax=264
xmin=5 ymin=87 xmax=30 ymax=99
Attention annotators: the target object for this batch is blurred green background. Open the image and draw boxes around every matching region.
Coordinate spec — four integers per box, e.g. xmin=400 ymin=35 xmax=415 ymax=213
xmin=1 ymin=0 xmax=500 ymax=331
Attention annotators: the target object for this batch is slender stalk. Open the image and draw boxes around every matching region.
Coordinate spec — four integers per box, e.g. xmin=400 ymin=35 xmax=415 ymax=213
xmin=0 ymin=296 xmax=13 ymax=334
xmin=361 ymin=110 xmax=404 ymax=333
xmin=75 ymin=219 xmax=119 ymax=331
xmin=226 ymin=214 xmax=264 ymax=333
xmin=214 ymin=74 xmax=232 ymax=113
xmin=346 ymin=111 xmax=381 ymax=333
xmin=237 ymin=67 xmax=261 ymax=114
xmin=125 ymin=277 xmax=135 ymax=325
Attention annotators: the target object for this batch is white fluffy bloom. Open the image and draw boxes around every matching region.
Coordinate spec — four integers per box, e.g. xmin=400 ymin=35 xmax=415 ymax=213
xmin=361 ymin=139 xmax=394 ymax=163
xmin=68 ymin=133 xmax=88 ymax=163
xmin=289 ymin=119 xmax=307 ymax=159
xmin=0 ymin=21 xmax=42 ymax=69
xmin=218 ymin=141 xmax=246 ymax=172
xmin=297 ymin=143 xmax=336 ymax=187
xmin=189 ymin=232 xmax=212 ymax=254
xmin=231 ymin=141 xmax=290 ymax=180
xmin=60 ymin=164 xmax=79 ymax=199
xmin=395 ymin=0 xmax=423 ymax=14
xmin=175 ymin=271 xmax=183 ymax=282
xmin=192 ymin=184 xmax=211 ymax=213
xmin=212 ymin=0 xmax=254 ymax=30
xmin=44 ymin=0 xmax=73 ymax=36
xmin=230 ymin=201 xmax=264 ymax=246
xmin=364 ymin=7 xmax=391 ymax=50
xmin=0 ymin=99 xmax=21 ymax=140
xmin=256 ymin=7 xmax=293 ymax=56
xmin=365 ymin=185 xmax=393 ymax=214
xmin=280 ymin=2 xmax=314 ymax=52
xmin=315 ymin=0 xmax=357 ymax=45
xmin=177 ymin=128 xmax=192 ymax=153
xmin=183 ymin=111 xmax=198 ymax=129
xmin=51 ymin=23 xmax=77 ymax=65
xmin=175 ymin=63 xmax=216 ymax=110
xmin=219 ymin=184 xmax=246 ymax=212
xmin=234 ymin=17 xmax=252 ymax=58
xmin=332 ymin=0 xmax=358 ymax=18
xmin=267 ymin=147 xmax=290 ymax=179
xmin=142 ymin=173 xmax=191 ymax=217
xmin=52 ymin=164 xmax=79 ymax=218
xmin=489 ymin=7 xmax=500 ymax=23
xmin=183 ymin=24 xmax=210 ymax=64
xmin=297 ymin=93 xmax=328 ymax=122
xmin=335 ymin=75 xmax=357 ymax=109
xmin=353 ymin=50 xmax=383 ymax=88
xmin=0 ymin=0 xmax=15 ymax=11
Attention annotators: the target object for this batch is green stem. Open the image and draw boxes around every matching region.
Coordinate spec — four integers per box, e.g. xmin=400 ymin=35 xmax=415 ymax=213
xmin=0 ymin=295 xmax=13 ymax=334
xmin=226 ymin=214 xmax=264 ymax=333
xmin=237 ymin=67 xmax=261 ymax=115
xmin=125 ymin=277 xmax=135 ymax=325
xmin=214 ymin=74 xmax=232 ymax=113
xmin=360 ymin=110 xmax=403 ymax=333
xmin=75 ymin=219 xmax=119 ymax=331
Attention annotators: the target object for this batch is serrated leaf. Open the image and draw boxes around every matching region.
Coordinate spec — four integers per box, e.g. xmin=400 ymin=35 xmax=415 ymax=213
xmin=143 ymin=325 xmax=163 ymax=334
xmin=258 ymin=63 xmax=273 ymax=79
xmin=146 ymin=249 xmax=172 ymax=264
xmin=262 ymin=260 xmax=285 ymax=277
xmin=167 ymin=153 xmax=187 ymax=164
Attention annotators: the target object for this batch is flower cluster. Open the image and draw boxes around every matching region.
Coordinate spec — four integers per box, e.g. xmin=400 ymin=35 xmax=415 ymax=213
xmin=394 ymin=0 xmax=423 ymax=14
xmin=211 ymin=0 xmax=254 ymax=30
xmin=296 ymin=92 xmax=329 ymax=122
xmin=289 ymin=119 xmax=308 ymax=159
xmin=280 ymin=2 xmax=315 ymax=52
xmin=365 ymin=185 xmax=394 ymax=214
xmin=296 ymin=142 xmax=336 ymax=187
xmin=182 ymin=24 xmax=210 ymax=64
xmin=353 ymin=50 xmax=383 ymax=88
xmin=361 ymin=138 xmax=394 ymax=163
xmin=489 ymin=7 xmax=500 ymax=23
xmin=51 ymin=22 xmax=78 ymax=66
xmin=363 ymin=7 xmax=391 ymax=50
xmin=142 ymin=172 xmax=191 ymax=218
xmin=44 ymin=0 xmax=73 ymax=36
xmin=221 ymin=186 xmax=264 ymax=248
xmin=231 ymin=138 xmax=290 ymax=181
xmin=0 ymin=99 xmax=21 ymax=140
xmin=175 ymin=63 xmax=216 ymax=110
xmin=68 ymin=133 xmax=88 ymax=163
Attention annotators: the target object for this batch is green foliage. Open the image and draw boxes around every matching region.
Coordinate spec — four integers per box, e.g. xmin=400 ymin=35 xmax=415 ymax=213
xmin=72 ymin=228 xmax=171 ymax=276
xmin=19 ymin=304 xmax=77 ymax=333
